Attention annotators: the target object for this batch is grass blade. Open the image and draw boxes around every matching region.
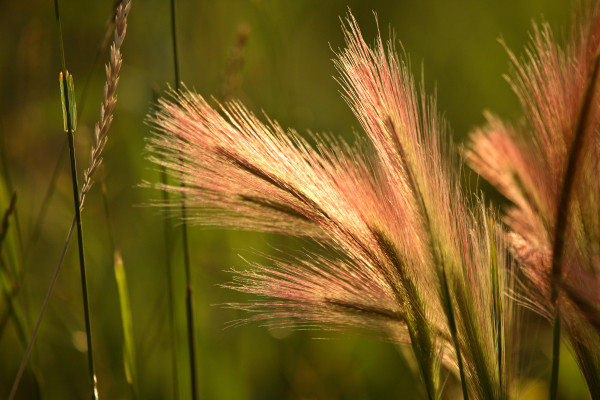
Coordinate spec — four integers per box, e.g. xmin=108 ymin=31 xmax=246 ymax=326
xmin=114 ymin=251 xmax=138 ymax=398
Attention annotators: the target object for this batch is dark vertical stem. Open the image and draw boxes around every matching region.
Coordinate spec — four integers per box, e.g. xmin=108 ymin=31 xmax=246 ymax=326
xmin=170 ymin=0 xmax=180 ymax=89
xmin=549 ymin=45 xmax=600 ymax=400
xmin=67 ymin=111 xmax=97 ymax=400
xmin=185 ymin=268 xmax=198 ymax=400
xmin=161 ymin=164 xmax=179 ymax=400
xmin=53 ymin=0 xmax=97 ymax=398
xmin=441 ymin=267 xmax=469 ymax=400
xmin=489 ymin=217 xmax=505 ymax=398
xmin=169 ymin=0 xmax=198 ymax=399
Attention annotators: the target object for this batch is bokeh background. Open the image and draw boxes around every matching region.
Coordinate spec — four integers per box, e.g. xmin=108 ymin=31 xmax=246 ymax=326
xmin=0 ymin=0 xmax=590 ymax=399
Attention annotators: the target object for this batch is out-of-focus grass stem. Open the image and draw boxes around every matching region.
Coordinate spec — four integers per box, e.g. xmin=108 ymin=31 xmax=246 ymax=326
xmin=163 ymin=165 xmax=180 ymax=399
xmin=170 ymin=0 xmax=199 ymax=398
xmin=152 ymin=84 xmax=180 ymax=400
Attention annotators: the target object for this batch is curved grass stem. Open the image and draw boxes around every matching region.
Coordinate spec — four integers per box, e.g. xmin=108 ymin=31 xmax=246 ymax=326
xmin=9 ymin=217 xmax=75 ymax=400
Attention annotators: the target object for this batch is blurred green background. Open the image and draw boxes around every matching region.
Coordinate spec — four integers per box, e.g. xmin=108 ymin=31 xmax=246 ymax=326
xmin=0 ymin=0 xmax=590 ymax=399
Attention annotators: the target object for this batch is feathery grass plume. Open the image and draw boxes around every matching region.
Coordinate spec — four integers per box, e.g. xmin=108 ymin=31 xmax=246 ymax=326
xmin=335 ymin=15 xmax=515 ymax=399
xmin=467 ymin=2 xmax=600 ymax=396
xmin=80 ymin=0 xmax=131 ymax=206
xmin=148 ymin=13 xmax=515 ymax=399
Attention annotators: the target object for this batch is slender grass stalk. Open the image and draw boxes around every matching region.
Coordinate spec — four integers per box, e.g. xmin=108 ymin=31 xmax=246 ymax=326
xmin=53 ymin=1 xmax=97 ymax=398
xmin=169 ymin=0 xmax=199 ymax=398
xmin=549 ymin=41 xmax=600 ymax=400
xmin=9 ymin=217 xmax=75 ymax=400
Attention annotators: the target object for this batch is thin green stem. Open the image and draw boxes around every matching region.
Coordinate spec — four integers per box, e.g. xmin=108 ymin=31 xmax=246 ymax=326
xmin=67 ymin=117 xmax=97 ymax=400
xmin=549 ymin=43 xmax=600 ymax=400
xmin=169 ymin=0 xmax=198 ymax=398
xmin=54 ymin=0 xmax=97 ymax=398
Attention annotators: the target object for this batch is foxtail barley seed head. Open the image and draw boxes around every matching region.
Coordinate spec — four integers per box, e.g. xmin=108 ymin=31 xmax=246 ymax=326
xmin=148 ymin=12 xmax=516 ymax=399
xmin=467 ymin=2 xmax=600 ymax=390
